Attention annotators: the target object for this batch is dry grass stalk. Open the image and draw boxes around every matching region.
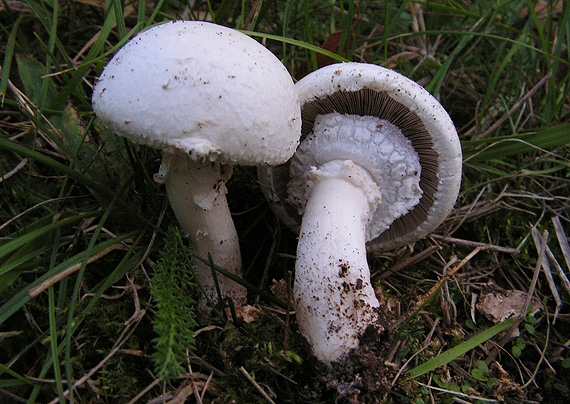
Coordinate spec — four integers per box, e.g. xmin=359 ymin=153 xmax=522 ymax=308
xmin=416 ymin=381 xmax=499 ymax=403
xmin=531 ymin=228 xmax=563 ymax=319
xmin=490 ymin=230 xmax=548 ymax=358
xmin=552 ymin=216 xmax=570 ymax=274
xmin=430 ymin=234 xmax=520 ymax=254
xmin=126 ymin=378 xmax=163 ymax=404
xmin=47 ymin=280 xmax=146 ymax=403
xmin=471 ymin=72 xmax=552 ymax=140
xmin=413 ymin=246 xmax=484 ymax=313
xmin=375 ymin=244 xmax=441 ymax=280
xmin=28 ymin=243 xmax=129 ymax=297
xmin=0 ymin=158 xmax=28 ymax=183
xmin=239 ymin=366 xmax=276 ymax=404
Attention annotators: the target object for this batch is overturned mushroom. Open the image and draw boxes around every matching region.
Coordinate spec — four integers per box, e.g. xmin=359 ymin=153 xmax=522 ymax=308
xmin=258 ymin=62 xmax=462 ymax=362
xmin=93 ymin=21 xmax=301 ymax=316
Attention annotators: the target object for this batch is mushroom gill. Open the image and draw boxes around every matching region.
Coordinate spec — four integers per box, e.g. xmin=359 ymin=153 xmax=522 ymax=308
xmin=299 ymin=88 xmax=439 ymax=244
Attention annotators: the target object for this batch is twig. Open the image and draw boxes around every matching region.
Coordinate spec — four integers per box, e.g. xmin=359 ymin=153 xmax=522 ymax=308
xmin=430 ymin=234 xmax=520 ymax=254
xmin=0 ymin=158 xmax=28 ymax=183
xmin=521 ymin=229 xmax=548 ymax=321
xmin=239 ymin=366 xmax=276 ymax=404
xmin=422 ymin=316 xmax=441 ymax=350
xmin=126 ymin=378 xmax=163 ymax=404
xmin=519 ymin=309 xmax=551 ymax=389
xmin=414 ymin=246 xmax=484 ymax=310
xmin=408 ymin=3 xmax=427 ymax=57
xmin=201 ymin=371 xmax=214 ymax=403
xmin=0 ymin=331 xmax=21 ymax=341
xmin=470 ymin=292 xmax=478 ymax=325
xmin=242 ymin=0 xmax=262 ymax=31
xmin=190 ymin=353 xmax=225 ymax=377
xmin=551 ymin=338 xmax=570 ymax=359
xmin=415 ymin=382 xmax=499 ymax=402
xmin=167 ymin=382 xmax=197 ymax=404
xmin=188 ymin=361 xmax=203 ymax=404
xmin=390 ymin=343 xmax=430 ymax=387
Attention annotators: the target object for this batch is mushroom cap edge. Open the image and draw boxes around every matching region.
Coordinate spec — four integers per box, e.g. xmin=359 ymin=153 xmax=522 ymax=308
xmin=258 ymin=62 xmax=462 ymax=251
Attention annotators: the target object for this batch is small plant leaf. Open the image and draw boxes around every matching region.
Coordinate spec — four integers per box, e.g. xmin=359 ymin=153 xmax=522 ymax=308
xmin=465 ymin=319 xmax=478 ymax=330
xmin=471 ymin=368 xmax=488 ymax=382
xmin=515 ymin=337 xmax=526 ymax=350
xmin=525 ymin=315 xmax=537 ymax=324
xmin=476 ymin=360 xmax=489 ymax=374
xmin=432 ymin=374 xmax=446 ymax=388
xmin=511 ymin=345 xmax=522 ymax=358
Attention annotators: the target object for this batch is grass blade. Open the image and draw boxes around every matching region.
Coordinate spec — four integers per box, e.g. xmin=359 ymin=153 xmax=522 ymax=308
xmin=407 ymin=318 xmax=516 ymax=379
xmin=463 ymin=124 xmax=570 ymax=164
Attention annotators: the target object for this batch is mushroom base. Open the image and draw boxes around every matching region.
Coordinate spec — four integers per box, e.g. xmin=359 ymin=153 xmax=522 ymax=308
xmin=313 ymin=321 xmax=397 ymax=402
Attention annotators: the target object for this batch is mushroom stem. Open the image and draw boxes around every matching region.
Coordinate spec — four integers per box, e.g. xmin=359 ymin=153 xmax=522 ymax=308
xmin=156 ymin=153 xmax=247 ymax=316
xmin=294 ymin=159 xmax=382 ymax=363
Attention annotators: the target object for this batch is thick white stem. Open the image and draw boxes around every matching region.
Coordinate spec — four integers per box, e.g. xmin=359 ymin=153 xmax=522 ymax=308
xmin=156 ymin=153 xmax=247 ymax=316
xmin=294 ymin=160 xmax=381 ymax=363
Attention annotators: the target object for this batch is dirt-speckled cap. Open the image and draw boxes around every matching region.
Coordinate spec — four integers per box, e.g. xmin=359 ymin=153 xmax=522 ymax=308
xmin=92 ymin=21 xmax=301 ymax=166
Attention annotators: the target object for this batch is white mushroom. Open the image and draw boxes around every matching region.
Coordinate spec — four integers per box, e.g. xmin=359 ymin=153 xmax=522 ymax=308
xmin=92 ymin=21 xmax=301 ymax=317
xmin=258 ymin=62 xmax=462 ymax=363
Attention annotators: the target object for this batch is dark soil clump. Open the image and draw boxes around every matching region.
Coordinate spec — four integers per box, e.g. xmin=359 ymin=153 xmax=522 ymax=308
xmin=313 ymin=310 xmax=398 ymax=403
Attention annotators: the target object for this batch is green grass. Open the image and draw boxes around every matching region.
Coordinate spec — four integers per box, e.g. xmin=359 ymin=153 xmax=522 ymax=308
xmin=1 ymin=0 xmax=569 ymax=402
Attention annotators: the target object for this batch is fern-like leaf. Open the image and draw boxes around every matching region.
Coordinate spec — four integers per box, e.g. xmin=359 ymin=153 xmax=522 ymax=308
xmin=151 ymin=226 xmax=198 ymax=382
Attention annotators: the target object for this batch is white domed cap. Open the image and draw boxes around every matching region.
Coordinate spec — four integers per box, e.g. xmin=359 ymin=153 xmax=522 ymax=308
xmin=92 ymin=21 xmax=301 ymax=165
xmin=259 ymin=62 xmax=462 ymax=250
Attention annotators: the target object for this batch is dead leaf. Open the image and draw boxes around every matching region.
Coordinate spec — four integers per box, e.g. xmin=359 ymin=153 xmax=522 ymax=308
xmin=227 ymin=304 xmax=262 ymax=324
xmin=476 ymin=284 xmax=542 ymax=323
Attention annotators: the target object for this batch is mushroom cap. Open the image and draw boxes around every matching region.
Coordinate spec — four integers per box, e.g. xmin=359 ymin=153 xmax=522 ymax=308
xmin=258 ymin=62 xmax=462 ymax=251
xmin=92 ymin=21 xmax=301 ymax=165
